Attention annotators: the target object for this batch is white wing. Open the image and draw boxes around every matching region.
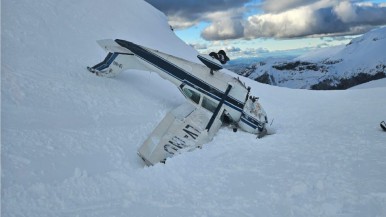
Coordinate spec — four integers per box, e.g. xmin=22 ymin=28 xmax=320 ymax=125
xmin=137 ymin=102 xmax=222 ymax=166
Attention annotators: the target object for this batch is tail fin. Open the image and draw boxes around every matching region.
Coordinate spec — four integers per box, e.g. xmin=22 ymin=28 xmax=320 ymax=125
xmin=88 ymin=39 xmax=152 ymax=77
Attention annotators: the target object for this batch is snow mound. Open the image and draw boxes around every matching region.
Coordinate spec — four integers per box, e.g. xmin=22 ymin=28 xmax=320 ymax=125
xmin=2 ymin=0 xmax=386 ymax=217
xmin=349 ymin=78 xmax=386 ymax=89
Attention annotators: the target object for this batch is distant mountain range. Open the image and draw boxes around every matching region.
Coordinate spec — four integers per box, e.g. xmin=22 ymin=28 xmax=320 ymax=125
xmin=228 ymin=27 xmax=386 ymax=90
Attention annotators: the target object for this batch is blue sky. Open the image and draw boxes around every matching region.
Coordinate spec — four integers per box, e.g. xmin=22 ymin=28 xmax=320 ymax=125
xmin=145 ymin=0 xmax=386 ymax=59
xmin=174 ymin=22 xmax=351 ymax=59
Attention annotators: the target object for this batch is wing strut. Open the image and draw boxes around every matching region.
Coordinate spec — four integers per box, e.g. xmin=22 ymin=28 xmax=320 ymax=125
xmin=205 ymin=84 xmax=233 ymax=131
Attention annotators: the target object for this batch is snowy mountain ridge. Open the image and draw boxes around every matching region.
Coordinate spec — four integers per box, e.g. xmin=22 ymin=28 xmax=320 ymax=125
xmin=238 ymin=27 xmax=386 ymax=89
xmin=2 ymin=0 xmax=386 ymax=217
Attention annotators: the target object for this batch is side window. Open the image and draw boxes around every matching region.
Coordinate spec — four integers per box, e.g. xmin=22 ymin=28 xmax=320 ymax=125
xmin=202 ymin=96 xmax=218 ymax=113
xmin=183 ymin=88 xmax=201 ymax=104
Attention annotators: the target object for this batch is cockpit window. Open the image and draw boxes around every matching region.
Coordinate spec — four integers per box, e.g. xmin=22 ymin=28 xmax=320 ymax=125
xmin=202 ymin=96 xmax=218 ymax=113
xmin=183 ymin=88 xmax=201 ymax=104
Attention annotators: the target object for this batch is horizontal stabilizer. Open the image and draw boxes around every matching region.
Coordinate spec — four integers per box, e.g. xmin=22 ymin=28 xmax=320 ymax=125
xmin=197 ymin=54 xmax=223 ymax=71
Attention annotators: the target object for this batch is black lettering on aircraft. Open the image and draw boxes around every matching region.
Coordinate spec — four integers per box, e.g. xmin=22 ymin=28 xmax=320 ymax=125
xmin=169 ymin=136 xmax=186 ymax=149
xmin=164 ymin=144 xmax=179 ymax=155
xmin=164 ymin=136 xmax=188 ymax=154
xmin=183 ymin=124 xmax=200 ymax=140
xmin=163 ymin=125 xmax=202 ymax=155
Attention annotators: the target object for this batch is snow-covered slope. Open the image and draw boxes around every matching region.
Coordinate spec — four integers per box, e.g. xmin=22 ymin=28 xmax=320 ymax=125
xmin=349 ymin=77 xmax=386 ymax=89
xmin=2 ymin=1 xmax=386 ymax=217
xmin=240 ymin=28 xmax=386 ymax=89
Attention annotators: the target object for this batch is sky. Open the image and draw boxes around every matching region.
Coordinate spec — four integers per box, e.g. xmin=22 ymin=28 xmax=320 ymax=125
xmin=144 ymin=0 xmax=386 ymax=59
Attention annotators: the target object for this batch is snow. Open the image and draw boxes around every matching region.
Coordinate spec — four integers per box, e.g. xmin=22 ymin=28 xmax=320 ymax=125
xmin=2 ymin=0 xmax=386 ymax=217
xmin=295 ymin=45 xmax=345 ymax=62
xmin=296 ymin=27 xmax=386 ymax=71
xmin=246 ymin=27 xmax=386 ymax=89
xmin=350 ymin=78 xmax=386 ymax=89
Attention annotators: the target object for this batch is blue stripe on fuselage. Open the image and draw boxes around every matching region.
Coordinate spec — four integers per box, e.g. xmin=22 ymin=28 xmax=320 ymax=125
xmin=115 ymin=39 xmax=244 ymax=112
xmin=240 ymin=112 xmax=264 ymax=129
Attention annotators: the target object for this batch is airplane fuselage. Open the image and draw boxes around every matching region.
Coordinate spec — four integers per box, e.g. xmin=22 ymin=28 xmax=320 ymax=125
xmin=92 ymin=39 xmax=267 ymax=138
xmin=113 ymin=40 xmax=255 ymax=126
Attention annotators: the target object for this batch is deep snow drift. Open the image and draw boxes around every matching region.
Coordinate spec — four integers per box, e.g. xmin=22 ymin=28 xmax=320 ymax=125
xmin=2 ymin=0 xmax=386 ymax=217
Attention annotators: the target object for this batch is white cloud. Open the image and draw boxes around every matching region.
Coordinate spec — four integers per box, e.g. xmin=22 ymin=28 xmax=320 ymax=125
xmin=189 ymin=43 xmax=208 ymax=50
xmin=201 ymin=18 xmax=244 ymax=40
xmin=168 ymin=15 xmax=200 ymax=29
xmin=262 ymin=0 xmax=317 ymax=12
xmin=146 ymin=0 xmax=386 ymax=40
xmin=145 ymin=0 xmax=249 ymax=29
xmin=200 ymin=8 xmax=246 ymax=40
xmin=242 ymin=47 xmax=270 ymax=55
xmin=333 ymin=1 xmax=357 ymax=23
xmin=245 ymin=6 xmax=317 ymax=38
xmin=224 ymin=46 xmax=241 ymax=52
xmin=243 ymin=1 xmax=386 ymax=39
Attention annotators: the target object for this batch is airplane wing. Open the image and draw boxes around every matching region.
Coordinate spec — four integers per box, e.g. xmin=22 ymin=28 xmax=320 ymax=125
xmin=137 ymin=102 xmax=222 ymax=166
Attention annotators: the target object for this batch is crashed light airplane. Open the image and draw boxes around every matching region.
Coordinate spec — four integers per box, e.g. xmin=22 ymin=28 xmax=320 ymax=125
xmin=88 ymin=39 xmax=268 ymax=166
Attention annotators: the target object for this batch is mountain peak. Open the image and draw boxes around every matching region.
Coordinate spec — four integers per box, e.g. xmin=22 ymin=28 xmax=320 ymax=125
xmin=235 ymin=27 xmax=386 ymax=90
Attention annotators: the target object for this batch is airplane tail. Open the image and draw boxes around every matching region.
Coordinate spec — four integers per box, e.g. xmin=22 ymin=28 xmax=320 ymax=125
xmin=87 ymin=39 xmax=152 ymax=77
